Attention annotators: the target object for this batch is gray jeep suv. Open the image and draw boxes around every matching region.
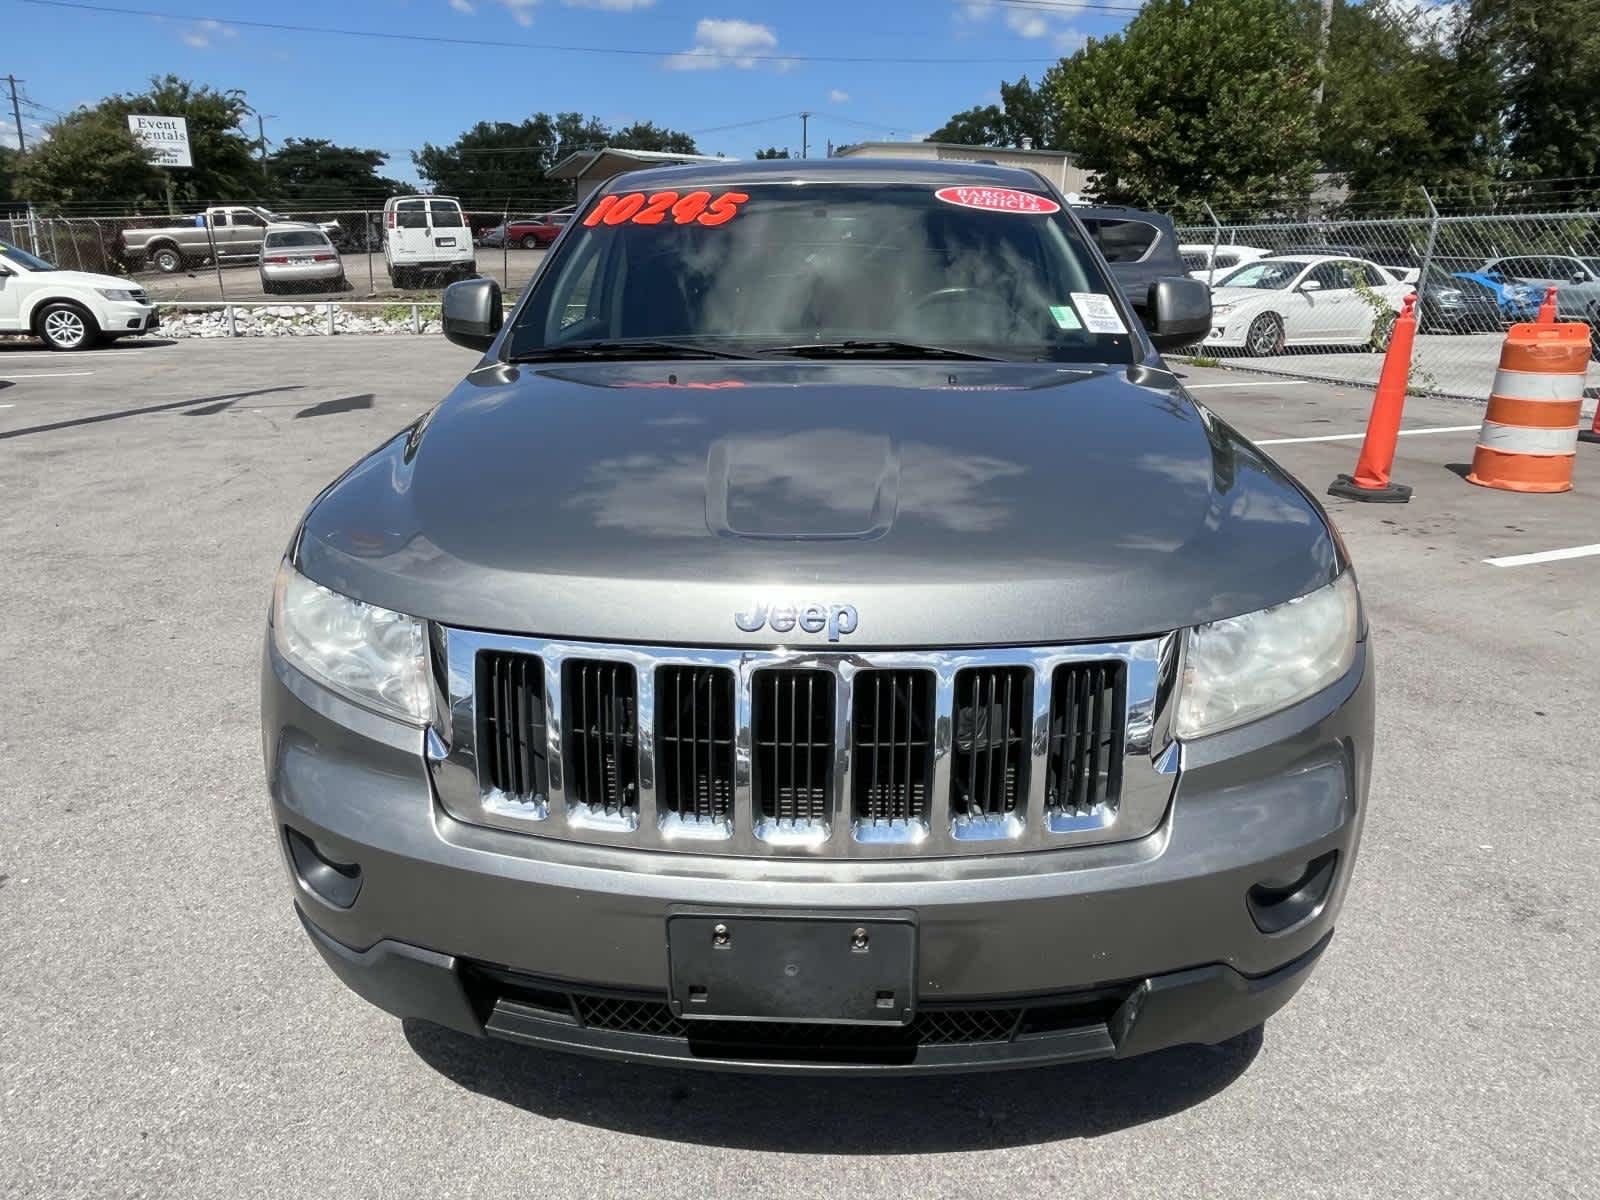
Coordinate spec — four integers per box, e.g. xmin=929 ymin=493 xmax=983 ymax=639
xmin=262 ymin=159 xmax=1372 ymax=1073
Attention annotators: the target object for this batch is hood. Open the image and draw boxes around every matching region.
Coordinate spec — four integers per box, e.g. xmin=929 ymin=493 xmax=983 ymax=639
xmin=1208 ymin=287 xmax=1276 ymax=307
xmin=34 ymin=269 xmax=145 ymax=292
xmin=295 ymin=361 xmax=1340 ymax=647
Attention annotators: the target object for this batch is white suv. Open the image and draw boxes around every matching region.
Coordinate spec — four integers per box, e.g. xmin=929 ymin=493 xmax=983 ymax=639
xmin=0 ymin=240 xmax=158 ymax=350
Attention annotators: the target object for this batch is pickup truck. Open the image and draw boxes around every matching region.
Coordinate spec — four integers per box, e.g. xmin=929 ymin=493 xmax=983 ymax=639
xmin=118 ymin=206 xmax=342 ymax=274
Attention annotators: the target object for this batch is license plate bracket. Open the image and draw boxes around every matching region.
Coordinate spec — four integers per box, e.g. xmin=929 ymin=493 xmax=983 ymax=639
xmin=666 ymin=909 xmax=917 ymax=1025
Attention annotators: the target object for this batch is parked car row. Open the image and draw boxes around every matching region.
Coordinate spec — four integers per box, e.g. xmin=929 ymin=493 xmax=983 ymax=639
xmin=476 ymin=210 xmax=572 ymax=249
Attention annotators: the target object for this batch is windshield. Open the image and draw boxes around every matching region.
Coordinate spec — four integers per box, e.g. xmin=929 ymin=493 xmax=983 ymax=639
xmin=264 ymin=230 xmax=330 ymax=248
xmin=507 ymin=182 xmax=1134 ymax=363
xmin=1216 ymin=260 xmax=1308 ymax=290
xmin=0 ymin=242 xmax=57 ymax=271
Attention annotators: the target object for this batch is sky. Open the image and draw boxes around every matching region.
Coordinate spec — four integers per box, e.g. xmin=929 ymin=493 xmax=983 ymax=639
xmin=4 ymin=0 xmax=1141 ymax=180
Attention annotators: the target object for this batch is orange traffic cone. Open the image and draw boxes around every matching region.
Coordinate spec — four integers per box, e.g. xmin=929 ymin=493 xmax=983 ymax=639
xmin=1581 ymin=403 xmax=1600 ymax=446
xmin=1466 ymin=321 xmax=1588 ymax=493
xmin=1329 ymin=293 xmax=1418 ymax=503
xmin=1537 ymin=286 xmax=1559 ymax=323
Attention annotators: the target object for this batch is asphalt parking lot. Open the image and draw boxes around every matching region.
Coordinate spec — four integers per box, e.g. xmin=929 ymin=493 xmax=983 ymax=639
xmin=2 ymin=338 xmax=1597 ymax=1198
xmin=128 ymin=244 xmax=549 ymax=302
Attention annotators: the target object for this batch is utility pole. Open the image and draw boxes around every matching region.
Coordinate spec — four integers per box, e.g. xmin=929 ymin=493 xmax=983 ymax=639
xmin=800 ymin=111 xmax=811 ymax=160
xmin=240 ymin=102 xmax=274 ymax=183
xmin=1312 ymin=0 xmax=1333 ymax=108
xmin=5 ymin=75 xmax=26 ymax=152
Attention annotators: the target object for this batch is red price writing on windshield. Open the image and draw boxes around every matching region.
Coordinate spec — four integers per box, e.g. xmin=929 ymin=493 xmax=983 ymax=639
xmin=583 ymin=190 xmax=750 ymax=228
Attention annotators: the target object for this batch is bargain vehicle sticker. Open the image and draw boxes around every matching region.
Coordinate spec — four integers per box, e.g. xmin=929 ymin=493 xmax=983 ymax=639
xmin=934 ymin=186 xmax=1061 ymax=215
xmin=1069 ymin=292 xmax=1129 ymax=335
xmin=583 ymin=190 xmax=750 ymax=228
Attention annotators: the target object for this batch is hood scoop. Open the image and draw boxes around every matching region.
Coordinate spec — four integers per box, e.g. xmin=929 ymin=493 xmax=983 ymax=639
xmin=706 ymin=431 xmax=900 ymax=541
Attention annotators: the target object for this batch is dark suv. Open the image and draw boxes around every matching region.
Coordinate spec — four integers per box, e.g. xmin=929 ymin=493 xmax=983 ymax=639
xmin=263 ymin=159 xmax=1370 ymax=1074
xmin=1072 ymin=204 xmax=1191 ymax=318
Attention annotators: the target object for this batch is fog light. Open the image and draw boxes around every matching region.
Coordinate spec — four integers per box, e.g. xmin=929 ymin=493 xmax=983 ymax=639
xmin=285 ymin=826 xmax=363 ymax=908
xmin=1247 ymin=850 xmax=1338 ymax=934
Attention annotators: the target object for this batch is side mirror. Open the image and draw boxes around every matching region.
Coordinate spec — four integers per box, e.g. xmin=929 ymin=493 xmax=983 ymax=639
xmin=1145 ymin=277 xmax=1212 ymax=351
xmin=441 ymin=277 xmax=503 ymax=351
xmin=1573 ymin=274 xmax=1586 ymax=285
xmin=1299 ymin=279 xmax=1323 ymax=292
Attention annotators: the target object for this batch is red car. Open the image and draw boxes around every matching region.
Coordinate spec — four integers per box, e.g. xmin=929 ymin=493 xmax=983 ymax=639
xmin=505 ymin=213 xmax=569 ymax=249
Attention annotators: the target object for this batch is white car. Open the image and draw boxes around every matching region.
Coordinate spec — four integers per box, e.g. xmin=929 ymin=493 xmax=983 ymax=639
xmin=1201 ymin=256 xmax=1412 ymax=356
xmin=1179 ymin=243 xmax=1270 ymax=285
xmin=0 ymin=239 xmax=158 ymax=351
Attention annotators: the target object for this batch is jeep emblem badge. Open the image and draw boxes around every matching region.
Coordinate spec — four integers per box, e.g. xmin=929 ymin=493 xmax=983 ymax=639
xmin=735 ymin=601 xmax=858 ymax=642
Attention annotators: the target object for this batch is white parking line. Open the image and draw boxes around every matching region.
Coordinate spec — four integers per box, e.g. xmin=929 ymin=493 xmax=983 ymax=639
xmin=1484 ymin=544 xmax=1600 ymax=568
xmin=1256 ymin=424 xmax=1480 ymax=446
xmin=0 ymin=371 xmax=96 ymax=380
xmin=1186 ymin=380 xmax=1311 ymax=389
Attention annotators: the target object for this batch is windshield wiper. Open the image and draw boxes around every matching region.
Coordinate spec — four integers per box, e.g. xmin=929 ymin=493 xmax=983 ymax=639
xmin=757 ymin=339 xmax=999 ymax=361
xmin=510 ymin=339 xmax=755 ymax=362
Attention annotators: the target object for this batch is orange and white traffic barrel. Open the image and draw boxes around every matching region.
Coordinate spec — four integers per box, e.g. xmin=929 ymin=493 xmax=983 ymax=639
xmin=1466 ymin=322 xmax=1590 ymax=493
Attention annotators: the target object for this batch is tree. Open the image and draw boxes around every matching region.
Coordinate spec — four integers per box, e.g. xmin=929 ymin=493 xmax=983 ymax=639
xmin=610 ymin=121 xmax=698 ymax=154
xmin=1 ymin=144 xmax=18 ymax=206
xmin=1319 ymin=0 xmax=1500 ymax=205
xmin=414 ymin=113 xmax=697 ymax=206
xmin=755 ymin=146 xmax=791 ymax=159
xmin=15 ymin=109 xmax=160 ymax=210
xmin=267 ymin=138 xmax=410 ymax=204
xmin=1468 ymin=0 xmax=1600 ymax=200
xmin=17 ymin=74 xmax=260 ymax=211
xmin=1046 ymin=0 xmax=1321 ymax=211
xmin=927 ymin=76 xmax=1055 ymax=148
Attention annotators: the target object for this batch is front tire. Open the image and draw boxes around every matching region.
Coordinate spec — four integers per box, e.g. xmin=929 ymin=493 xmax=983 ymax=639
xmin=1244 ymin=313 xmax=1284 ymax=357
xmin=520 ymin=234 xmax=539 ymax=250
xmin=37 ymin=302 xmax=99 ymax=351
xmin=151 ymin=245 xmax=184 ymax=274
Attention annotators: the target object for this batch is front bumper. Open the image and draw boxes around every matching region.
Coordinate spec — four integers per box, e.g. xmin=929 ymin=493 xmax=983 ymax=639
xmin=102 ymin=300 xmax=158 ymax=333
xmin=263 ymin=638 xmax=1373 ymax=1073
xmin=263 ymin=263 xmax=344 ymax=283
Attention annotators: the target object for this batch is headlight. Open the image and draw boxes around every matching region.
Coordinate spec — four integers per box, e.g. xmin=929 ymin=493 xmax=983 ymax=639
xmin=96 ymin=287 xmax=140 ymax=301
xmin=271 ymin=562 xmax=429 ymax=723
xmin=1174 ymin=572 xmax=1360 ymax=739
xmin=1211 ymin=303 xmax=1233 ymax=318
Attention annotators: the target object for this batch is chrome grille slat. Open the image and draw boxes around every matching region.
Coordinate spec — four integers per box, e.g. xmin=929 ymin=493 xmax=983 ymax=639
xmin=427 ymin=630 xmax=1179 ymax=858
xmin=1046 ymin=661 xmax=1125 ymax=824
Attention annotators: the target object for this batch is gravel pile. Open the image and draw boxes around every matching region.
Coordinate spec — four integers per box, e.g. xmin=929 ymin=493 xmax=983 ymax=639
xmin=159 ymin=305 xmax=443 ymax=338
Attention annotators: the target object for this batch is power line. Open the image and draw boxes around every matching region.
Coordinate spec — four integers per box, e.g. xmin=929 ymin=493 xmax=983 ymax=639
xmin=21 ymin=0 xmax=1067 ymax=64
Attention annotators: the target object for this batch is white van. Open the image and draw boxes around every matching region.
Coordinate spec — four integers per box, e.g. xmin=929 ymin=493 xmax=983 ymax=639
xmin=382 ymin=195 xmax=477 ymax=288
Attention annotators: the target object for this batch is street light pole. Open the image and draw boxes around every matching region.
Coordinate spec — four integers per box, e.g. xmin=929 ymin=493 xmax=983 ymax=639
xmin=800 ymin=111 xmax=811 ymax=160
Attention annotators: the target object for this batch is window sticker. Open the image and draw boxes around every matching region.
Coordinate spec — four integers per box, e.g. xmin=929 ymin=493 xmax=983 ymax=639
xmin=583 ymin=190 xmax=750 ymax=228
xmin=1049 ymin=304 xmax=1083 ymax=331
xmin=1069 ymin=292 xmax=1129 ymax=335
xmin=933 ymin=186 xmax=1061 ymax=215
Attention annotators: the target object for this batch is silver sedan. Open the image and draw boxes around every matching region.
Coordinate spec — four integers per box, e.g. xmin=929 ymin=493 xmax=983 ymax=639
xmin=258 ymin=226 xmax=347 ymax=294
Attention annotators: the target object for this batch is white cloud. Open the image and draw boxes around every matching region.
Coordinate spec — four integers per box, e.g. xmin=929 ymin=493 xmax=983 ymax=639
xmin=563 ymin=0 xmax=655 ymax=8
xmin=998 ymin=4 xmax=1084 ymax=52
xmin=178 ymin=17 xmax=236 ymax=47
xmin=828 ymin=88 xmax=849 ymax=103
xmin=502 ymin=0 xmax=539 ymax=24
xmin=449 ymin=0 xmax=474 ymax=12
xmin=665 ymin=18 xmax=780 ymax=70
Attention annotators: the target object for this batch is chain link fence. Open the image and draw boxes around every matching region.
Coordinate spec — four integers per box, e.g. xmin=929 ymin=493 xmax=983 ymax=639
xmin=1175 ymin=208 xmax=1600 ymax=399
xmin=6 ymin=199 xmax=1600 ymax=397
xmin=0 ymin=205 xmax=565 ymax=304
